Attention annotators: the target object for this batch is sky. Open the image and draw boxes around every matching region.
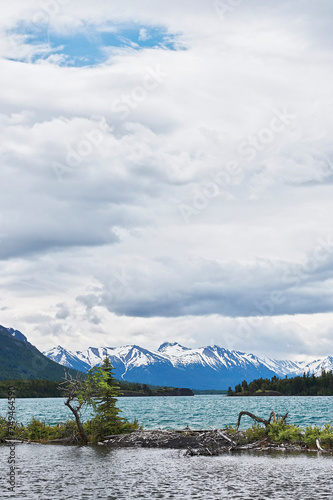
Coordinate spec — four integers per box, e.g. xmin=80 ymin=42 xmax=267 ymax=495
xmin=0 ymin=0 xmax=333 ymax=361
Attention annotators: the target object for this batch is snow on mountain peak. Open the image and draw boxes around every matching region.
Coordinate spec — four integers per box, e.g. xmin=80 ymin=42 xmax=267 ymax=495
xmin=43 ymin=340 xmax=333 ymax=390
xmin=158 ymin=342 xmax=190 ymax=355
xmin=3 ymin=326 xmax=28 ymax=343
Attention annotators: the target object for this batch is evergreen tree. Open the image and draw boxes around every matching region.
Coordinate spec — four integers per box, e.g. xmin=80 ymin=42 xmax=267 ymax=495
xmin=87 ymin=358 xmax=124 ymax=437
xmin=231 ymin=370 xmax=333 ymax=396
xmin=242 ymin=380 xmax=248 ymax=391
xmin=59 ymin=359 xmax=138 ymax=443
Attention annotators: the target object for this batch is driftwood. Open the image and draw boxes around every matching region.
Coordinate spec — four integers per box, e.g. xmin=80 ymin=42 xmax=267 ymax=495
xmin=102 ymin=424 xmax=309 ymax=457
xmin=236 ymin=411 xmax=288 ymax=430
xmin=211 ymin=427 xmax=236 ymax=446
xmin=3 ymin=439 xmax=28 ymax=444
xmin=104 ymin=428 xmax=234 ymax=456
xmin=235 ymin=437 xmax=268 ymax=450
xmin=104 ymin=411 xmax=291 ymax=456
xmin=87 ymin=410 xmax=333 ymax=457
xmin=46 ymin=437 xmax=75 ymax=444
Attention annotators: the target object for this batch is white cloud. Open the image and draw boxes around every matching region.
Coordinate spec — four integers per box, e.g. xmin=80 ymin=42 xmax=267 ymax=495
xmin=0 ymin=0 xmax=333 ymax=359
xmin=138 ymin=28 xmax=149 ymax=42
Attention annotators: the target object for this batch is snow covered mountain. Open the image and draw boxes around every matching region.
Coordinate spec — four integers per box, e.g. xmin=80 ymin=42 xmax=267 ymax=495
xmin=44 ymin=341 xmax=333 ymax=390
xmin=260 ymin=357 xmax=306 ymax=377
xmin=0 ymin=325 xmax=28 ymax=343
xmin=297 ymin=356 xmax=333 ymax=377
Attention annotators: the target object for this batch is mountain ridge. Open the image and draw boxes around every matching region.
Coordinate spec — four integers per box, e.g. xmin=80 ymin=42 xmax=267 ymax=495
xmin=2 ymin=323 xmax=331 ymax=389
xmin=43 ymin=341 xmax=333 ymax=390
xmin=0 ymin=325 xmax=81 ymax=381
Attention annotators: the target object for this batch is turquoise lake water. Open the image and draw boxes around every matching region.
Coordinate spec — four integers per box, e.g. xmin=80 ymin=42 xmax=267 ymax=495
xmin=1 ymin=395 xmax=332 ymax=429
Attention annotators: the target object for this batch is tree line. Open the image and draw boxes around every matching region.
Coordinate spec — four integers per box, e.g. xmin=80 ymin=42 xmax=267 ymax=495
xmin=0 ymin=377 xmax=188 ymax=398
xmin=0 ymin=379 xmax=61 ymax=398
xmin=228 ymin=370 xmax=333 ymax=396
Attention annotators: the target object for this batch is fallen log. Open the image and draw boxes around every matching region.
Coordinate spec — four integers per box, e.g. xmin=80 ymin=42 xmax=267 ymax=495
xmin=209 ymin=426 xmax=237 ymax=446
xmin=235 ymin=437 xmax=268 ymax=450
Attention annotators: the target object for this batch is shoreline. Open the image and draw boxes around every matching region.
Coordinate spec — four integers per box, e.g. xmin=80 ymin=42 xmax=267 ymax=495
xmin=4 ymin=429 xmax=332 ymax=456
xmin=100 ymin=429 xmax=333 ymax=456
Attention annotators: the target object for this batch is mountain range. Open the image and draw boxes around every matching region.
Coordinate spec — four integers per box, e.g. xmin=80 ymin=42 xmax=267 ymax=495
xmin=2 ymin=323 xmax=332 ymax=389
xmin=43 ymin=341 xmax=333 ymax=390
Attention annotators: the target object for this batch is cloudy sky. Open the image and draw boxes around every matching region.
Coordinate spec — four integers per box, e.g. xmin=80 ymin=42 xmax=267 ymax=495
xmin=0 ymin=0 xmax=333 ymax=360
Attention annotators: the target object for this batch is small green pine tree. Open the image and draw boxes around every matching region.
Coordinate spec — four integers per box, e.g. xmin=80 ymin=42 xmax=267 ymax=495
xmin=87 ymin=358 xmax=124 ymax=438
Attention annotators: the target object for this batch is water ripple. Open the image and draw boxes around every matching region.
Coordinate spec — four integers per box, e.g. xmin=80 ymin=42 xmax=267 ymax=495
xmin=1 ymin=395 xmax=333 ymax=430
xmin=0 ymin=445 xmax=332 ymax=499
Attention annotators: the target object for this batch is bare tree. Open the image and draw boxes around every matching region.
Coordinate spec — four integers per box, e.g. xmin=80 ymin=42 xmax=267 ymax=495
xmin=58 ymin=372 xmax=89 ymax=444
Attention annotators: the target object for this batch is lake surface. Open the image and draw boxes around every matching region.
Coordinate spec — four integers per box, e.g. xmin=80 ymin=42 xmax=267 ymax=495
xmin=1 ymin=396 xmax=333 ymax=499
xmin=0 ymin=395 xmax=333 ymax=429
xmin=0 ymin=444 xmax=332 ymax=499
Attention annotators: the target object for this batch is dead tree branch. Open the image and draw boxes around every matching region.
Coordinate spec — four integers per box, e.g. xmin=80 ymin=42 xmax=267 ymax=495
xmin=58 ymin=372 xmax=89 ymax=444
xmin=236 ymin=410 xmax=288 ymax=430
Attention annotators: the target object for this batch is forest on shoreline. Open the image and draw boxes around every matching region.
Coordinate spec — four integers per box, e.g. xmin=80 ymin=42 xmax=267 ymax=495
xmin=0 ymin=378 xmax=193 ymax=398
xmin=228 ymin=370 xmax=333 ymax=396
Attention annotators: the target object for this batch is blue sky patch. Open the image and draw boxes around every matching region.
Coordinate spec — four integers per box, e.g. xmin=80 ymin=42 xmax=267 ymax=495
xmin=8 ymin=23 xmax=181 ymax=66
